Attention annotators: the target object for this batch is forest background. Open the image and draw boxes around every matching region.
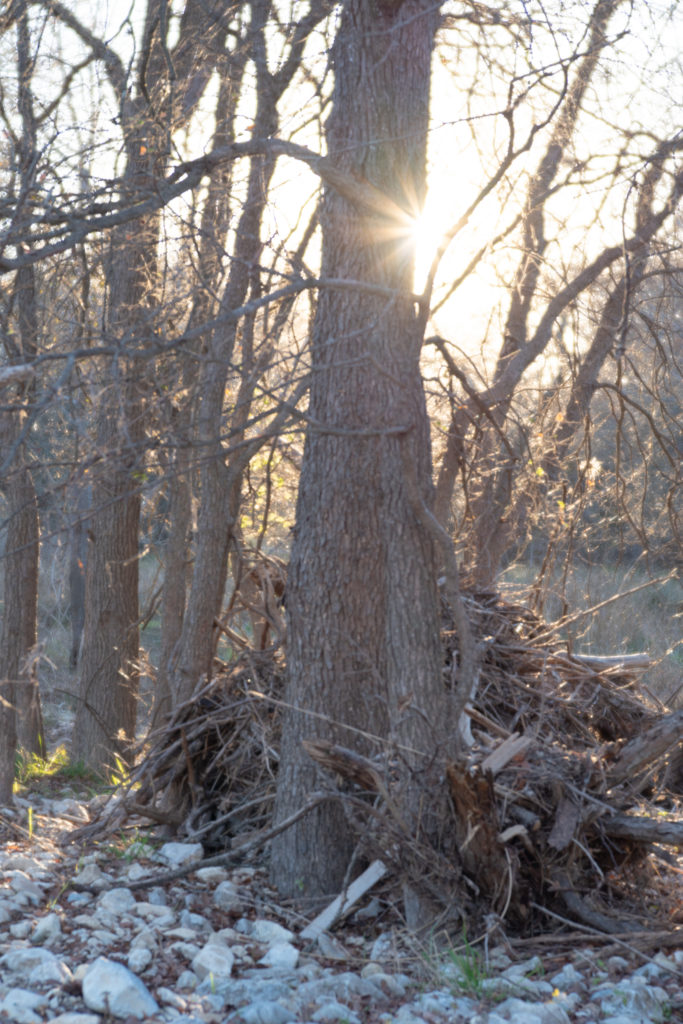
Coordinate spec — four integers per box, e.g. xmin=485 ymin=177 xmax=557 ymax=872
xmin=0 ymin=0 xmax=681 ymax=901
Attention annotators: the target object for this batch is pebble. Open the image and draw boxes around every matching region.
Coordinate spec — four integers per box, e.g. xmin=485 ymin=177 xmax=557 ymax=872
xmin=0 ymin=795 xmax=680 ymax=1024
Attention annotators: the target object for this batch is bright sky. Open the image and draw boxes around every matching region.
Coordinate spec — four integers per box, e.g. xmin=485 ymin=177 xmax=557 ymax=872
xmin=16 ymin=0 xmax=682 ymax=365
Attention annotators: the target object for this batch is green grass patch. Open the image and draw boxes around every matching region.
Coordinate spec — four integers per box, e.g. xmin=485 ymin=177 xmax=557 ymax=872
xmin=14 ymin=745 xmax=107 ymax=796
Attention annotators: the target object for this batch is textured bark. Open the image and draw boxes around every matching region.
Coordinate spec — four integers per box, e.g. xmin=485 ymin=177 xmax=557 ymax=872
xmin=153 ymin=441 xmax=192 ymax=729
xmin=72 ymin=0 xmax=232 ymax=771
xmin=270 ymin=0 xmax=449 ymax=900
xmin=72 ymin=109 xmax=158 ymax=772
xmin=168 ymin=25 xmax=277 ymax=705
xmin=0 ymin=5 xmax=44 ymax=767
xmin=0 ymin=412 xmax=41 ymax=796
xmin=68 ymin=483 xmax=90 ymax=669
xmin=169 ymin=0 xmax=327 ymax=706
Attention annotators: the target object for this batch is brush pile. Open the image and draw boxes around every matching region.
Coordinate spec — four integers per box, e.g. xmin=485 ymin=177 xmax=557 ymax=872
xmin=78 ymin=586 xmax=683 ymax=939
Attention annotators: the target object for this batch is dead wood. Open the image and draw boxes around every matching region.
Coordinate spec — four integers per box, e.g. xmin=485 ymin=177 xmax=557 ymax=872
xmin=73 ymin=583 xmax=683 ymax=943
xmin=605 ymin=708 xmax=683 ymax=790
xmin=599 ymin=812 xmax=683 ymax=846
xmin=552 ymin=870 xmax=642 ymax=934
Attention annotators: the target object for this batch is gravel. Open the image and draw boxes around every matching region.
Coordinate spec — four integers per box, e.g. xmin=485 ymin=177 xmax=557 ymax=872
xmin=0 ymin=793 xmax=681 ymax=1024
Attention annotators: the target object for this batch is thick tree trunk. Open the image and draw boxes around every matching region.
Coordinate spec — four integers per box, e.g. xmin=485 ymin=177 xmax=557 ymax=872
xmin=153 ymin=442 xmax=192 ymax=730
xmin=72 ymin=0 xmax=233 ymax=774
xmin=72 ymin=195 xmax=153 ymax=774
xmin=68 ymin=483 xmax=90 ymax=669
xmin=72 ymin=399 xmax=142 ymax=773
xmin=0 ymin=410 xmax=41 ymax=797
xmin=270 ymin=0 xmax=449 ymax=901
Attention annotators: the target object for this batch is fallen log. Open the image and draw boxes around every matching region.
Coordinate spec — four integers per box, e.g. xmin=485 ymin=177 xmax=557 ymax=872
xmin=599 ymin=812 xmax=683 ymax=846
xmin=570 ymin=653 xmax=651 ymax=671
xmin=605 ymin=708 xmax=683 ymax=790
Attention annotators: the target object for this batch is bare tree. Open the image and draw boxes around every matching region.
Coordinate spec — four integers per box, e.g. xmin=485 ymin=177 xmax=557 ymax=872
xmin=48 ymin=0 xmax=236 ymax=773
xmin=270 ymin=0 xmax=451 ymax=903
xmin=0 ymin=2 xmax=46 ymax=803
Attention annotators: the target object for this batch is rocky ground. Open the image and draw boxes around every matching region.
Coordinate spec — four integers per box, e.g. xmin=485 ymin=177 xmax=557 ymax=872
xmin=1 ymin=792 xmax=682 ymax=1024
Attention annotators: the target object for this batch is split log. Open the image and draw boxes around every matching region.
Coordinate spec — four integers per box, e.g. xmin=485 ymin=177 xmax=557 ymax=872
xmin=599 ymin=812 xmax=683 ymax=846
xmin=570 ymin=653 xmax=651 ymax=671
xmin=481 ymin=733 xmax=532 ymax=775
xmin=605 ymin=708 xmax=683 ymax=790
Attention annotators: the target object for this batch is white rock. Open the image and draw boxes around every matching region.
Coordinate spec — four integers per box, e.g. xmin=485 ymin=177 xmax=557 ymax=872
xmin=196 ymin=866 xmax=228 ymax=885
xmin=7 ymin=873 xmax=44 ymax=903
xmin=81 ymin=956 xmax=160 ymax=1019
xmin=176 ymin=969 xmax=198 ymax=990
xmin=156 ymin=987 xmax=187 ymax=1010
xmin=245 ymin=919 xmax=294 ymax=945
xmin=179 ymin=909 xmax=210 ymax=931
xmin=311 ymin=1001 xmax=360 ymax=1024
xmin=73 ymin=913 xmax=101 ymax=929
xmin=370 ymin=931 xmax=396 ymax=962
xmin=127 ymin=946 xmax=153 ymax=973
xmin=258 ymin=941 xmax=299 ymax=970
xmin=596 ymin=977 xmax=670 ymax=1019
xmin=74 ymin=863 xmax=107 ymax=889
xmin=549 ymin=963 xmax=586 ymax=991
xmin=502 ymin=955 xmax=545 ymax=979
xmin=158 ymin=842 xmax=204 ymax=867
xmin=213 ymin=880 xmax=243 ymax=913
xmin=0 ymin=855 xmax=46 ymax=875
xmin=130 ymin=927 xmax=157 ymax=950
xmin=127 ymin=862 xmax=150 ymax=882
xmin=1 ymin=946 xmax=70 ymax=982
xmin=237 ymin=1002 xmax=296 ymax=1024
xmin=31 ymin=911 xmax=62 ymax=945
xmin=51 ymin=798 xmax=89 ymax=821
xmin=494 ymin=996 xmax=571 ymax=1024
xmin=97 ymin=887 xmax=137 ymax=914
xmin=9 ymin=920 xmax=32 ymax=939
xmin=169 ymin=940 xmax=202 ymax=960
xmin=361 ymin=971 xmax=405 ymax=998
xmin=166 ymin=926 xmax=199 ymax=942
xmin=360 ymin=961 xmax=383 ymax=977
xmin=0 ymin=988 xmax=48 ymax=1024
xmin=191 ymin=942 xmax=235 ymax=981
xmin=29 ymin=956 xmax=73 ymax=986
xmin=135 ymin=901 xmax=175 ymax=926
xmin=48 ymin=1015 xmax=102 ymax=1024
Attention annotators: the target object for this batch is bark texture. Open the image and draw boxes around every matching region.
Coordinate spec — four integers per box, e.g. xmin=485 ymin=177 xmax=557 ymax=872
xmin=0 ymin=409 xmax=41 ymax=798
xmin=270 ymin=0 xmax=448 ymax=900
xmin=73 ymin=0 xmax=230 ymax=771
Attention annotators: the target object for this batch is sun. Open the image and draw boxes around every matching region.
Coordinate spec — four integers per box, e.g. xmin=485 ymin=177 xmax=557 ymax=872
xmin=411 ymin=202 xmax=447 ymax=291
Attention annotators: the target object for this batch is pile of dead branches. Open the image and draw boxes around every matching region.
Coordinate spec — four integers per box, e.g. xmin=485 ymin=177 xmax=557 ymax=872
xmin=301 ymin=589 xmax=683 ymax=936
xmin=79 ymin=650 xmax=285 ymax=849
xmin=76 ymin=587 xmax=683 ymax=938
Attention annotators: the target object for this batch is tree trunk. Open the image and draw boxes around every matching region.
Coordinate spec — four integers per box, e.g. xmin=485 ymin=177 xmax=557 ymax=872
xmin=72 ymin=141 xmax=155 ymax=773
xmin=72 ymin=0 xmax=230 ymax=771
xmin=270 ymin=0 xmax=449 ymax=901
xmin=0 ymin=408 xmax=41 ymax=796
xmin=68 ymin=483 xmax=90 ymax=669
xmin=153 ymin=439 xmax=192 ymax=730
xmin=72 ymin=393 xmax=143 ymax=773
